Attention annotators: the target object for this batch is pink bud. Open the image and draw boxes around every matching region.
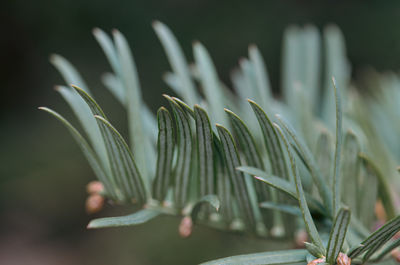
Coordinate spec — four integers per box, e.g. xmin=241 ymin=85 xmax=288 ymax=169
xmin=391 ymin=248 xmax=400 ymax=262
xmin=85 ymin=194 xmax=105 ymax=214
xmin=337 ymin=253 xmax=351 ymax=265
xmin=307 ymin=257 xmax=325 ymax=265
xmin=179 ymin=216 xmax=193 ymax=238
xmin=86 ymin=181 xmax=104 ymax=194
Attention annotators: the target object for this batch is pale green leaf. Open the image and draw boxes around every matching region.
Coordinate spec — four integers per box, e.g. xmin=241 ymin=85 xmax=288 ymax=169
xmin=51 ymin=55 xmax=109 ymax=173
xmin=194 ymin=105 xmax=214 ymax=196
xmin=340 ymin=131 xmax=360 ymax=213
xmin=259 ymin=202 xmax=301 ymax=217
xmin=238 ymin=166 xmax=297 ymax=199
xmin=373 ymin=238 xmax=400 ymax=262
xmin=326 ymin=207 xmax=351 ymax=264
xmin=50 ymin=54 xmax=89 ymax=91
xmin=237 ymin=166 xmax=325 ymax=215
xmin=214 ymin=140 xmax=234 ymax=222
xmin=152 ymin=107 xmax=174 ymax=202
xmin=274 ymin=123 xmax=325 ymax=254
xmin=281 ymin=26 xmax=301 ymax=108
xmin=359 ymin=153 xmax=396 ymax=221
xmin=200 ymin=249 xmax=308 ymax=265
xmin=153 ymin=21 xmax=199 ymax=106
xmin=163 ymin=71 xmax=183 ymax=95
xmin=113 ymin=30 xmax=154 ymax=184
xmin=248 ymin=100 xmax=289 ymax=180
xmin=95 ymin=115 xmax=147 ymax=204
xmin=191 ymin=194 xmax=220 ymax=221
xmin=101 ymin=72 xmax=158 ymax=145
xmin=172 ymin=96 xmax=195 ymax=117
xmin=322 ymin=25 xmax=350 ymax=122
xmin=216 ymin=124 xmax=255 ymax=227
xmin=349 ymin=215 xmax=400 ymax=259
xmin=225 ymin=109 xmax=263 ymax=170
xmin=315 ymin=129 xmax=333 ymax=183
xmin=358 ymin=156 xmax=379 ymax=228
xmin=164 ymin=95 xmax=193 ymax=209
xmin=194 ymin=42 xmax=229 ymax=127
xmin=74 ymin=85 xmax=147 ymax=203
xmin=102 ymin=72 xmax=125 ymax=103
xmin=332 ymin=77 xmax=343 ymax=217
xmin=276 ymin=114 xmax=332 ymax=214
xmin=238 ymin=58 xmax=258 ymax=101
xmin=225 ymin=109 xmax=266 ymax=199
xmin=302 ymin=25 xmax=321 ymax=111
xmin=38 ymin=107 xmax=116 ymax=199
xmin=248 ymin=45 xmax=272 ymax=109
xmin=305 ymin=242 xmax=324 ymax=259
xmin=56 ymin=86 xmax=109 ymax=175
xmin=93 ymin=28 xmax=121 ymax=76
xmin=87 ymin=209 xmax=161 ymax=229
xmin=248 ymin=100 xmax=289 ymax=233
xmin=224 ymin=108 xmax=273 ymax=234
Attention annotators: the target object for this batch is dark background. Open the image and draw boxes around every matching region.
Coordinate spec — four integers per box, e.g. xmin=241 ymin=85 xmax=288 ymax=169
xmin=1 ymin=1 xmax=400 ymax=264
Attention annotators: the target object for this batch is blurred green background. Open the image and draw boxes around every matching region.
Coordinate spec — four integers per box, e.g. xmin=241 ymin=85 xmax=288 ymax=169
xmin=1 ymin=1 xmax=400 ymax=264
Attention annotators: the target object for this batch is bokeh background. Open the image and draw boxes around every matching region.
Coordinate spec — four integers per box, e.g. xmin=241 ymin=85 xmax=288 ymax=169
xmin=2 ymin=1 xmax=400 ymax=264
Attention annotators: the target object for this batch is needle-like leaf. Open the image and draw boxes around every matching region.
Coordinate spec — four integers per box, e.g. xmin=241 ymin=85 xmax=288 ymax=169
xmin=358 ymin=156 xmax=379 ymax=228
xmin=326 ymin=207 xmax=351 ymax=264
xmin=113 ymin=30 xmax=154 ymax=183
xmin=102 ymin=72 xmax=125 ymax=103
xmin=74 ymin=85 xmax=147 ymax=203
xmin=238 ymin=167 xmax=297 ymax=198
xmin=194 ymin=42 xmax=229 ymax=127
xmin=101 ymin=72 xmax=158 ymax=145
xmin=248 ymin=100 xmax=289 ymax=180
xmin=305 ymin=242 xmax=325 ymax=259
xmin=248 ymin=45 xmax=272 ymax=109
xmin=274 ymin=123 xmax=325 ymax=255
xmin=349 ymin=215 xmax=400 ymax=259
xmin=332 ymin=77 xmax=343 ymax=217
xmin=95 ymin=115 xmax=147 ymax=204
xmin=38 ymin=107 xmax=116 ymax=199
xmin=359 ymin=153 xmax=396 ymax=220
xmin=223 ymin=109 xmax=267 ymax=234
xmin=93 ymin=28 xmax=121 ymax=76
xmin=191 ymin=194 xmax=220 ymax=221
xmin=214 ymin=140 xmax=234 ymax=222
xmin=315 ymin=129 xmax=333 ymax=183
xmin=200 ymin=249 xmax=308 ymax=265
xmin=237 ymin=166 xmax=325 ymax=215
xmin=51 ymin=58 xmax=109 ymax=174
xmin=87 ymin=209 xmax=161 ymax=229
xmin=164 ymin=95 xmax=193 ymax=210
xmin=259 ymin=202 xmax=301 ymax=217
xmin=153 ymin=107 xmax=174 ymax=202
xmin=172 ymin=97 xmax=195 ymax=117
xmin=224 ymin=109 xmax=267 ymax=200
xmin=322 ymin=26 xmax=350 ymax=122
xmin=340 ymin=131 xmax=360 ymax=213
xmin=50 ymin=54 xmax=89 ymax=91
xmin=372 ymin=238 xmax=400 ymax=262
xmin=195 ymin=105 xmax=214 ymax=196
xmin=248 ymin=100 xmax=288 ymax=234
xmin=153 ymin=21 xmax=199 ymax=106
xmin=276 ymin=114 xmax=332 ymax=214
xmin=217 ymin=124 xmax=255 ymax=227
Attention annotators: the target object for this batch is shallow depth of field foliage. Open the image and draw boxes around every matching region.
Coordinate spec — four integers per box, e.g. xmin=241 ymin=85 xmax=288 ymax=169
xmin=41 ymin=21 xmax=400 ymax=264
